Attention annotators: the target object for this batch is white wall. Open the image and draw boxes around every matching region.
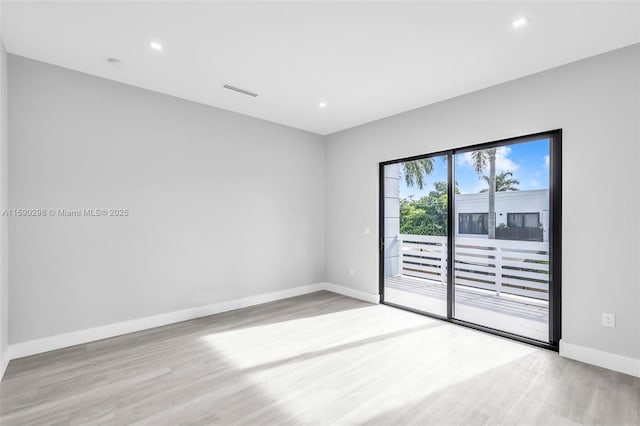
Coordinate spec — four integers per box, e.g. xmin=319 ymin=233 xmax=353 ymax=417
xmin=0 ymin=2 xmax=8 ymax=379
xmin=8 ymin=56 xmax=325 ymax=345
xmin=325 ymin=45 xmax=640 ymax=362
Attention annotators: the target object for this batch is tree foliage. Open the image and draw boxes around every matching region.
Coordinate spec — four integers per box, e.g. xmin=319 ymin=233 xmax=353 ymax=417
xmin=399 ymin=181 xmax=458 ymax=236
xmin=401 ymin=158 xmax=434 ymax=190
xmin=480 ymin=170 xmax=520 ymax=193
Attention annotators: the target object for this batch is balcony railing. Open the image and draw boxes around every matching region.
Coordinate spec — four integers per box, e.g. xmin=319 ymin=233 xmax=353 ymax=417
xmin=399 ymin=234 xmax=550 ymax=300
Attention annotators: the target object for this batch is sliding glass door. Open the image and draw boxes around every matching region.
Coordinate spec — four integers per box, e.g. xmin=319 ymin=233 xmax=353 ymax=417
xmin=452 ymin=137 xmax=552 ymax=341
xmin=382 ymin=155 xmax=449 ymax=317
xmin=380 ymin=131 xmax=561 ymax=348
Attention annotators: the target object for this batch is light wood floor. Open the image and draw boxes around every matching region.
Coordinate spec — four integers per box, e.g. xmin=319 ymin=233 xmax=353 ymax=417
xmin=1 ymin=291 xmax=638 ymax=425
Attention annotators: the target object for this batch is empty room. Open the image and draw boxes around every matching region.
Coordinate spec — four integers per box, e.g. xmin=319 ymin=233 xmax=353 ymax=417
xmin=0 ymin=1 xmax=638 ymax=425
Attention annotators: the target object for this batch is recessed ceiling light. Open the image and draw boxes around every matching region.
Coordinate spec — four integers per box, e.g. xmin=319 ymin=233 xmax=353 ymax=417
xmin=149 ymin=41 xmax=164 ymax=51
xmin=318 ymin=102 xmax=327 ymax=108
xmin=512 ymin=17 xmax=529 ymax=28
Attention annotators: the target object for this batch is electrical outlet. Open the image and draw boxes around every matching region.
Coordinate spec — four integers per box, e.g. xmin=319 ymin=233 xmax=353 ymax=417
xmin=602 ymin=312 xmax=615 ymax=328
xmin=364 ymin=226 xmax=370 ymax=235
xmin=349 ymin=268 xmax=355 ymax=277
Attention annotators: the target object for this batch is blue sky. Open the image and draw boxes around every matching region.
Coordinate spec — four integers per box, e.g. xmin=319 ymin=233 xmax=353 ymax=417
xmin=398 ymin=138 xmax=549 ymax=198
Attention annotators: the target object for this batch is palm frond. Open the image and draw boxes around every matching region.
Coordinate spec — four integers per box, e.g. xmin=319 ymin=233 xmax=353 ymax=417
xmin=480 ymin=170 xmax=520 ymax=192
xmin=401 ymin=158 xmax=435 ymax=190
xmin=470 ymin=150 xmax=488 ymax=175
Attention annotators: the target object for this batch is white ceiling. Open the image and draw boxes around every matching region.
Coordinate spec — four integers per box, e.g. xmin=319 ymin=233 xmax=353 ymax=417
xmin=2 ymin=1 xmax=639 ymax=135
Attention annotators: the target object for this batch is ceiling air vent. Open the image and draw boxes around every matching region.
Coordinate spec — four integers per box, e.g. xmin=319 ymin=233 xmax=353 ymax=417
xmin=223 ymin=84 xmax=258 ymax=97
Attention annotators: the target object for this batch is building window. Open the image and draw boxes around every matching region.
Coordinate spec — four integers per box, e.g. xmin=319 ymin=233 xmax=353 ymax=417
xmin=458 ymin=213 xmax=488 ymax=234
xmin=507 ymin=212 xmax=540 ymax=228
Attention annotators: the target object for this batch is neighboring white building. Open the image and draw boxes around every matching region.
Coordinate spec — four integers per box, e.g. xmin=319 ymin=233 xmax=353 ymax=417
xmin=455 ymin=189 xmax=549 ymax=242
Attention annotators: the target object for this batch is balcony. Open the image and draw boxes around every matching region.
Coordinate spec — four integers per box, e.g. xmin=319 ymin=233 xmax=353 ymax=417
xmin=384 ymin=234 xmax=549 ymax=341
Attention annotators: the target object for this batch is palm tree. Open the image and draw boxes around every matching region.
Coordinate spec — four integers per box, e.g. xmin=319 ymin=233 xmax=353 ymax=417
xmin=480 ymin=171 xmax=519 ymax=193
xmin=471 ymin=148 xmax=497 ymax=239
xmin=401 ymin=158 xmax=434 ymax=190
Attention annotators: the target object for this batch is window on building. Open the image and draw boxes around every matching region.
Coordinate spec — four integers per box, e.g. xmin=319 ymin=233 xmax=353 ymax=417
xmin=507 ymin=212 xmax=540 ymax=228
xmin=458 ymin=213 xmax=488 ymax=234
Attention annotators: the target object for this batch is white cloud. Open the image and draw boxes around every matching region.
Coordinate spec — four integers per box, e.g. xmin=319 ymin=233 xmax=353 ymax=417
xmin=529 ymin=179 xmax=540 ymax=188
xmin=458 ymin=179 xmax=488 ymax=194
xmin=457 ymin=146 xmax=520 ymax=174
xmin=544 ymin=155 xmax=550 ymax=170
xmin=495 ymin=147 xmax=519 ymax=173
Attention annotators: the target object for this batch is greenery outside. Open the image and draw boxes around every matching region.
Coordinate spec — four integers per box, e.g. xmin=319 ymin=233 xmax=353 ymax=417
xmin=400 ymin=152 xmax=520 ymax=236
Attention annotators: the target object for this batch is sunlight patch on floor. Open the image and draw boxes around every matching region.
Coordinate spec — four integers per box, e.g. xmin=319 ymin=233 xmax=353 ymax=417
xmin=200 ymin=304 xmax=539 ymax=424
xmin=200 ymin=305 xmax=431 ymax=368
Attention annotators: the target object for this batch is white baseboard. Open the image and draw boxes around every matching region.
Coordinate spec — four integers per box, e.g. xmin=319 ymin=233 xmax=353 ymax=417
xmin=560 ymin=340 xmax=640 ymax=378
xmin=7 ymin=282 xmax=379 ymax=361
xmin=322 ymin=282 xmax=380 ymax=304
xmin=0 ymin=354 xmax=7 ymax=381
xmin=9 ymin=283 xmax=324 ymax=360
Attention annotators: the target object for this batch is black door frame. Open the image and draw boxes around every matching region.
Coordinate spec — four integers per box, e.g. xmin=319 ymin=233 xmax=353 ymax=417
xmin=378 ymin=130 xmax=562 ymax=351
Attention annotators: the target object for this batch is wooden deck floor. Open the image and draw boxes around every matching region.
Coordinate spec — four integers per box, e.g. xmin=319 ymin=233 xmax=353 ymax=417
xmin=385 ymin=275 xmax=549 ymax=341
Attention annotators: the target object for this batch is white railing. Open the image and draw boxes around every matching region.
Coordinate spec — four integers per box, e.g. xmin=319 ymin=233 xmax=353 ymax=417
xmin=399 ymin=234 xmax=550 ymax=300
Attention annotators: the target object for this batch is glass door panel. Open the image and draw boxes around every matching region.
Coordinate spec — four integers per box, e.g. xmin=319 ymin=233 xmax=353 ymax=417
xmin=382 ymin=156 xmax=448 ymax=317
xmin=453 ymin=138 xmax=551 ymax=341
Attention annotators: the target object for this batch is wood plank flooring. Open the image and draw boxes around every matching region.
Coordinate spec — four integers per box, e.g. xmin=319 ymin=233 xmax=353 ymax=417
xmin=1 ymin=291 xmax=638 ymax=425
